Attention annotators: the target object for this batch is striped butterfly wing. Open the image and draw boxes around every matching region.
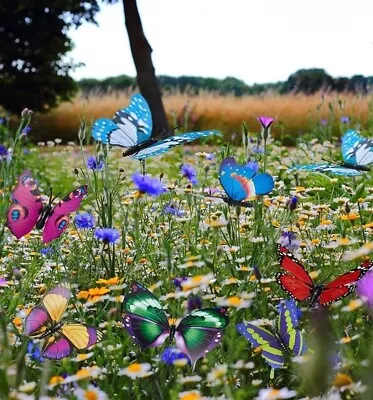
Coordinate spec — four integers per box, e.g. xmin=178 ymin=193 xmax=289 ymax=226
xmin=236 ymin=323 xmax=285 ymax=369
xmin=277 ymin=299 xmax=307 ymax=356
xmin=292 ymin=163 xmax=363 ymax=176
xmin=123 ymin=282 xmax=170 ymax=349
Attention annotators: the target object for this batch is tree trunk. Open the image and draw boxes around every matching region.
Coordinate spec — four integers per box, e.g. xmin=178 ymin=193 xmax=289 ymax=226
xmin=123 ymin=0 xmax=169 ymax=136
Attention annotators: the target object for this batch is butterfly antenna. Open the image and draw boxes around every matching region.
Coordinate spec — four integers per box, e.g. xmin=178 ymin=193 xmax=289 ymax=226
xmin=51 ymin=192 xmax=61 ymax=204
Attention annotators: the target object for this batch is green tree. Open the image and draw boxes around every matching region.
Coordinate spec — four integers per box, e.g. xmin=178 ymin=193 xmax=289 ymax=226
xmin=0 ymin=1 xmax=114 ymax=114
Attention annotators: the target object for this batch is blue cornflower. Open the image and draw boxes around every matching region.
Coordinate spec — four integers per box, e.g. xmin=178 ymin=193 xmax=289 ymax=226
xmin=252 ymin=146 xmax=264 ymax=154
xmin=40 ymin=247 xmax=54 ymax=256
xmin=161 ymin=347 xmax=189 ymax=365
xmin=205 ymin=153 xmax=214 ymax=161
xmin=132 ymin=172 xmax=166 ymax=197
xmin=245 ymin=160 xmax=259 ymax=173
xmin=180 ymin=164 xmax=198 ymax=185
xmin=74 ymin=212 xmax=95 ymax=229
xmin=86 ymin=156 xmax=104 ymax=171
xmin=95 ymin=227 xmax=120 ymax=244
xmin=27 ymin=341 xmax=44 ymax=362
xmin=278 ymin=231 xmax=300 ymax=252
xmin=0 ymin=117 xmax=5 ymax=125
xmin=163 ymin=204 xmax=185 ymax=217
xmin=341 ymin=116 xmax=350 ymax=124
xmin=0 ymin=145 xmax=8 ymax=157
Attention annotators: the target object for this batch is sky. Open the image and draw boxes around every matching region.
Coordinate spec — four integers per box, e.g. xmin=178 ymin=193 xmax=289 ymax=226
xmin=68 ymin=0 xmax=373 ymax=85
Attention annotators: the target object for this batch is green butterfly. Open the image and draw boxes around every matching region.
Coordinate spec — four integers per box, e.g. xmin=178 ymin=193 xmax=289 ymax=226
xmin=123 ymin=282 xmax=229 ymax=369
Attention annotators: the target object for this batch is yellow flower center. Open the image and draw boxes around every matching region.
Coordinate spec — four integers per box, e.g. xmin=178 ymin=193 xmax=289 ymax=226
xmin=180 ymin=393 xmax=201 ymax=400
xmin=227 ymin=296 xmax=241 ymax=306
xmin=333 ymin=373 xmax=353 ymax=387
xmin=127 ymin=363 xmax=142 ymax=373
xmin=84 ymin=391 xmax=99 ymax=400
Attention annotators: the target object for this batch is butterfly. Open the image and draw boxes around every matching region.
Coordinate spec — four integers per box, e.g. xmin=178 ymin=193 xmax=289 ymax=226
xmin=91 ymin=93 xmax=220 ymax=160
xmin=276 ymin=245 xmax=372 ymax=306
xmin=236 ymin=299 xmax=307 ymax=375
xmin=6 ymin=171 xmax=88 ymax=243
xmin=24 ymin=285 xmax=102 ymax=360
xmin=293 ymin=129 xmax=373 ymax=176
xmin=216 ymin=157 xmax=274 ymax=206
xmin=123 ymin=282 xmax=229 ymax=369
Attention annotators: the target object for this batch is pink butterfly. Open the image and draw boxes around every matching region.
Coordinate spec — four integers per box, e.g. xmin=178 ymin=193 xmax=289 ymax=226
xmin=7 ymin=171 xmax=88 ymax=244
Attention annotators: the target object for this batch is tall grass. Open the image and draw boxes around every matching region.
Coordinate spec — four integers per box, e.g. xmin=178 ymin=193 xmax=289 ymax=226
xmin=32 ymin=90 xmax=373 ymax=142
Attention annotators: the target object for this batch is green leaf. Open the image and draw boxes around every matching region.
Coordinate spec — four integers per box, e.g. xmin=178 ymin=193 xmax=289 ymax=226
xmin=350 ymin=183 xmax=365 ymax=204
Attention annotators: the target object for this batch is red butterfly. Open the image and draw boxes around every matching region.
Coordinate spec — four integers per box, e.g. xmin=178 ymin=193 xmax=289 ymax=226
xmin=7 ymin=171 xmax=88 ymax=244
xmin=276 ymin=245 xmax=372 ymax=306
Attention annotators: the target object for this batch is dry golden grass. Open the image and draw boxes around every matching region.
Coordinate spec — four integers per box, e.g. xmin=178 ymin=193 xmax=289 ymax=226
xmin=32 ymin=90 xmax=373 ymax=142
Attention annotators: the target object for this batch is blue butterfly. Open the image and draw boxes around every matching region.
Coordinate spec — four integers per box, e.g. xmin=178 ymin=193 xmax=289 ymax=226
xmin=217 ymin=157 xmax=274 ymax=206
xmin=91 ymin=94 xmax=220 ymax=160
xmin=293 ymin=129 xmax=373 ymax=176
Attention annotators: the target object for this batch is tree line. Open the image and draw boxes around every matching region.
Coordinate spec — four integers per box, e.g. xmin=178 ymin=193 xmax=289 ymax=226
xmin=79 ymin=69 xmax=373 ymax=96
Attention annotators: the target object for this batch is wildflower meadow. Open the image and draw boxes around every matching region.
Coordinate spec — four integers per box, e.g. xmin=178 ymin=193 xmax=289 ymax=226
xmin=0 ymin=95 xmax=372 ymax=400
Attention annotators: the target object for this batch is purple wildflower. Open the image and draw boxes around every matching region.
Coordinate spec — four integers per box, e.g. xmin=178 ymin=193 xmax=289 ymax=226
xmin=132 ymin=172 xmax=166 ymax=196
xmin=340 ymin=116 xmax=350 ymax=124
xmin=278 ymin=231 xmax=301 ymax=252
xmin=180 ymin=164 xmax=198 ymax=185
xmin=320 ymin=119 xmax=328 ymax=125
xmin=245 ymin=160 xmax=259 ymax=173
xmin=205 ymin=153 xmax=214 ymax=161
xmin=357 ymin=271 xmax=373 ymax=308
xmin=22 ymin=125 xmax=31 ymax=136
xmin=74 ymin=212 xmax=95 ymax=229
xmin=95 ymin=228 xmax=120 ymax=244
xmin=27 ymin=341 xmax=44 ymax=362
xmin=86 ymin=156 xmax=104 ymax=171
xmin=187 ymin=295 xmax=202 ymax=312
xmin=0 ymin=277 xmax=8 ymax=287
xmin=174 ymin=276 xmax=188 ymax=289
xmin=257 ymin=116 xmax=275 ymax=130
xmin=0 ymin=145 xmax=8 ymax=157
xmin=287 ymin=196 xmax=298 ymax=212
xmin=161 ymin=347 xmax=189 ymax=365
xmin=252 ymin=146 xmax=264 ymax=154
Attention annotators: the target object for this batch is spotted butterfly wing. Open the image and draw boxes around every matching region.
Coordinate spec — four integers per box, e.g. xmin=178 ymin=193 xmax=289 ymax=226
xmin=92 ymin=93 xmax=152 ymax=149
xmin=92 ymin=93 xmax=220 ymax=160
xmin=42 ymin=185 xmax=88 ymax=243
xmin=236 ymin=299 xmax=307 ymax=373
xmin=175 ymin=308 xmax=229 ymax=370
xmin=218 ymin=157 xmax=274 ymax=205
xmin=24 ymin=285 xmax=101 ymax=359
xmin=6 ymin=171 xmax=43 ymax=238
xmin=123 ymin=282 xmax=171 ymax=349
xmin=342 ymin=129 xmax=373 ymax=167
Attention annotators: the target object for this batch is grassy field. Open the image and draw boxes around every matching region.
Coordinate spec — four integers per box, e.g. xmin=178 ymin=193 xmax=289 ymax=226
xmin=0 ymin=109 xmax=372 ymax=400
xmin=31 ymin=91 xmax=373 ymax=143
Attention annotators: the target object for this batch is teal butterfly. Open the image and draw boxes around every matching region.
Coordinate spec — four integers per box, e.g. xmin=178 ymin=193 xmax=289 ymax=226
xmin=236 ymin=299 xmax=307 ymax=377
xmin=123 ymin=282 xmax=229 ymax=369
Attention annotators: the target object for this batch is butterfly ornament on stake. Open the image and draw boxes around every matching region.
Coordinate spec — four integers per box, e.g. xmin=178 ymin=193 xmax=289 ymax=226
xmin=6 ymin=171 xmax=88 ymax=243
xmin=91 ymin=93 xmax=220 ymax=173
xmin=292 ymin=129 xmax=373 ymax=176
xmin=122 ymin=282 xmax=229 ymax=370
xmin=24 ymin=284 xmax=102 ymax=360
xmin=276 ymin=245 xmax=372 ymax=307
xmin=236 ymin=299 xmax=308 ymax=379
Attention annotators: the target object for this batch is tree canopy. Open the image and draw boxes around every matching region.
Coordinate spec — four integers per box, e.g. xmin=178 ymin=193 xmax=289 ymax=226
xmin=0 ymin=1 xmax=116 ymax=114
